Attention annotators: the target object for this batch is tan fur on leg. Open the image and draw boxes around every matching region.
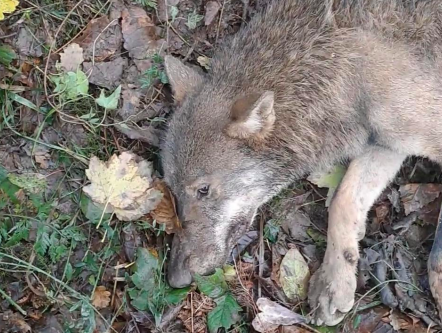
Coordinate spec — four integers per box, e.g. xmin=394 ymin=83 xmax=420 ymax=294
xmin=309 ymin=146 xmax=407 ymax=326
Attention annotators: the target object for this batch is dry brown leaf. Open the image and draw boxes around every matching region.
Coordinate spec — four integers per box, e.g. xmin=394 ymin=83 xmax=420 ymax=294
xmin=388 ymin=310 xmax=412 ymax=330
xmin=150 ymin=179 xmax=181 ymax=234
xmin=1 ymin=311 xmax=31 ymax=333
xmin=73 ymin=16 xmax=123 ymax=61
xmin=113 ymin=123 xmax=161 ymax=147
xmin=82 ymin=57 xmax=127 ymax=90
xmin=205 ymin=1 xmax=221 ymax=26
xmin=33 ymin=145 xmax=51 ymax=169
xmin=399 ymin=183 xmax=442 ymax=216
xmin=59 ymin=43 xmax=84 ymax=72
xmin=92 ymin=286 xmax=111 ymax=309
xmin=375 ymin=202 xmax=390 ymax=224
xmin=121 ymin=6 xmax=166 ymax=60
xmin=27 ymin=309 xmax=42 ymax=320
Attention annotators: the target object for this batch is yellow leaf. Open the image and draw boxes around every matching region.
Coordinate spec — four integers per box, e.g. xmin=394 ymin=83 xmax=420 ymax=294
xmin=83 ymin=152 xmax=163 ymax=221
xmin=0 ymin=0 xmax=19 ymax=21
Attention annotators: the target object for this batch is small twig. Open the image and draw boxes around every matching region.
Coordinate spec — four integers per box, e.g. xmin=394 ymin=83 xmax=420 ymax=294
xmin=215 ymin=0 xmax=227 ymax=45
xmin=111 ymin=261 xmax=119 ymax=308
xmin=191 ymin=292 xmax=194 ymax=333
xmin=258 ymin=214 xmax=264 ymax=298
xmin=299 ymin=323 xmax=322 ymax=333
xmin=166 ymin=22 xmax=204 ymax=56
xmin=25 ymin=252 xmax=47 ymax=298
xmin=182 ymin=40 xmax=197 ymax=62
xmin=0 ymin=33 xmax=17 ymax=40
xmin=0 ymin=287 xmax=27 ymax=316
xmin=87 ymin=18 xmax=119 ymax=79
xmin=130 ymin=317 xmax=142 ymax=333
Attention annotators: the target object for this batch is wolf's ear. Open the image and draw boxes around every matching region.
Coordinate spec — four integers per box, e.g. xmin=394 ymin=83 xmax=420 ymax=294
xmin=164 ymin=55 xmax=203 ymax=103
xmin=225 ymin=91 xmax=275 ymax=140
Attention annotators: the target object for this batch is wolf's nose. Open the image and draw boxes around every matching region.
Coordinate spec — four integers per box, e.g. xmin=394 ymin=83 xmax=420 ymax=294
xmin=167 ymin=264 xmax=192 ymax=288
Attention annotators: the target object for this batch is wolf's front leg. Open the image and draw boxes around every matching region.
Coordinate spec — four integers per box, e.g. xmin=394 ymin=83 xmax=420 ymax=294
xmin=308 ymin=146 xmax=406 ymax=326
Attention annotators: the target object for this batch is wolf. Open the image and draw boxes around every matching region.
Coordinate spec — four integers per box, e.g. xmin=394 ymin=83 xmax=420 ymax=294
xmin=160 ymin=0 xmax=442 ymax=326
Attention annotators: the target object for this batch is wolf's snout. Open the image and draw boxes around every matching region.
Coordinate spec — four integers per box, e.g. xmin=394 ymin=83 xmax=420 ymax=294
xmin=167 ymin=262 xmax=192 ymax=288
xmin=167 ymin=233 xmax=192 ymax=288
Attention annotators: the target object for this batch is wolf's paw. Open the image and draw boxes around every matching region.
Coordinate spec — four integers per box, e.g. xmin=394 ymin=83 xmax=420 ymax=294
xmin=308 ymin=261 xmax=356 ymax=326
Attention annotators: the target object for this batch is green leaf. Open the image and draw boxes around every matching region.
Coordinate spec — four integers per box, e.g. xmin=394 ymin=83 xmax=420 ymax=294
xmin=69 ymin=300 xmax=83 ymax=312
xmin=80 ymin=193 xmax=111 ymax=224
xmin=223 ymin=264 xmax=236 ymax=282
xmin=164 ymin=286 xmax=190 ymax=305
xmin=65 ymin=261 xmax=73 ymax=281
xmin=170 ymin=6 xmax=179 ymax=22
xmin=264 ymin=219 xmax=280 ymax=243
xmin=49 ymin=241 xmax=68 ymax=263
xmin=131 ymin=247 xmax=159 ymax=291
xmin=8 ymin=173 xmax=47 ymax=194
xmin=313 ymin=326 xmax=339 ymax=333
xmin=186 ymin=10 xmax=203 ymax=30
xmin=207 ymin=293 xmax=242 ymax=333
xmin=353 ymin=314 xmax=362 ymax=329
xmin=61 ymin=226 xmax=87 ymax=243
xmin=0 ymin=165 xmax=8 ymax=182
xmin=159 ymin=71 xmax=168 ymax=84
xmin=34 ymin=223 xmax=51 ymax=256
xmin=306 ymin=227 xmax=327 ymax=245
xmin=0 ymin=178 xmax=20 ymax=203
xmin=194 ymin=268 xmax=228 ymax=299
xmin=95 ymin=85 xmax=121 ymax=110
xmin=7 ymin=92 xmax=42 ymax=113
xmin=128 ymin=288 xmax=149 ymax=311
xmin=307 ymin=164 xmax=347 ymax=207
xmin=52 ymin=70 xmax=89 ymax=101
xmin=279 ymin=248 xmax=310 ymax=301
xmin=4 ymin=221 xmax=29 ymax=247
xmin=0 ymin=45 xmax=16 ymax=66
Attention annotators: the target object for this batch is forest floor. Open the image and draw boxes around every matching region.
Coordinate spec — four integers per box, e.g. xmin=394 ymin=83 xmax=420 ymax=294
xmin=0 ymin=0 xmax=441 ymax=332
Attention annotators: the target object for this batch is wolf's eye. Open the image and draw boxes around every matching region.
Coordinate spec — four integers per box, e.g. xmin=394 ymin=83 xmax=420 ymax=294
xmin=197 ymin=185 xmax=210 ymax=199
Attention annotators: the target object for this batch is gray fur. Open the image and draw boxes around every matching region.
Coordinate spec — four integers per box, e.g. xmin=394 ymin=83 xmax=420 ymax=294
xmin=160 ymin=0 xmax=442 ymax=324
